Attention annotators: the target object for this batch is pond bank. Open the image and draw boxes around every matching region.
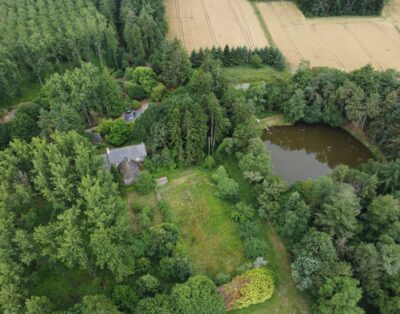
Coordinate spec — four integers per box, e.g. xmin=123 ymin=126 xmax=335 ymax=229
xmin=341 ymin=122 xmax=386 ymax=162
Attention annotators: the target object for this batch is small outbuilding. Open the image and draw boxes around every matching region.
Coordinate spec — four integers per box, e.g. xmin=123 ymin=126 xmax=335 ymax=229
xmin=156 ymin=176 xmax=169 ymax=187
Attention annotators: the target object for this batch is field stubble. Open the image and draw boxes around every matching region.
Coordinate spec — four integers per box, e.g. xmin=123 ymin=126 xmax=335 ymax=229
xmin=165 ymin=0 xmax=269 ymax=51
xmin=257 ymin=0 xmax=400 ymax=71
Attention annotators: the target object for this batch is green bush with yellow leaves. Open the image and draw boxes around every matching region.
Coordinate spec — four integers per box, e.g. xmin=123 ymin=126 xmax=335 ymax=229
xmin=219 ymin=267 xmax=274 ymax=311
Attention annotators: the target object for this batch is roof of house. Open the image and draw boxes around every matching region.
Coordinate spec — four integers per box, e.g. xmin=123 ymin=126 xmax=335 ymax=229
xmin=118 ymin=158 xmax=140 ymax=185
xmin=103 ymin=143 xmax=147 ymax=165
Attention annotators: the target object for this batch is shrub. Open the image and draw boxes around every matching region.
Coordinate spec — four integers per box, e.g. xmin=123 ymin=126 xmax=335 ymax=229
xmin=244 ymin=237 xmax=267 ymax=260
xmin=98 ymin=118 xmax=133 ymax=146
xmin=125 ymin=66 xmax=158 ymax=94
xmin=211 ymin=165 xmax=229 ymax=184
xmin=231 ymin=202 xmax=255 ymax=223
xmin=148 ymin=223 xmax=179 ymax=258
xmin=220 ymin=268 xmax=274 ymax=310
xmin=171 ymin=276 xmax=226 ymax=314
xmin=214 ymin=273 xmax=231 ymax=286
xmin=235 ymin=262 xmax=254 ymax=276
xmin=25 ymin=296 xmax=53 ymax=314
xmin=151 ymin=83 xmax=167 ymax=102
xmin=125 ymin=82 xmax=148 ymax=100
xmin=136 ymin=171 xmax=155 ymax=195
xmin=139 ymin=207 xmax=155 ymax=228
xmin=160 ymin=256 xmax=193 ymax=282
xmin=136 ymin=274 xmax=160 ymax=297
xmin=131 ymin=100 xmax=141 ymax=110
xmin=111 ymin=285 xmax=138 ymax=312
xmin=249 ymin=54 xmax=263 ymax=68
xmin=216 ymin=177 xmax=240 ymax=202
xmin=98 ymin=119 xmax=114 ymax=136
xmin=136 ymin=294 xmax=172 ymax=314
xmin=203 ymin=155 xmax=216 ymax=170
xmin=238 ymin=220 xmax=261 ymax=240
xmin=107 ymin=119 xmax=132 ymax=146
xmin=136 ymin=257 xmax=151 ymax=274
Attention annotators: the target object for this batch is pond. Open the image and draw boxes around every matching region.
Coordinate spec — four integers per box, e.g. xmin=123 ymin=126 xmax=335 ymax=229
xmin=263 ymin=123 xmax=372 ymax=184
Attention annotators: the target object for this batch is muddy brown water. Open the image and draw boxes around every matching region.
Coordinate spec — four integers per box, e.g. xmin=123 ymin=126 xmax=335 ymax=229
xmin=263 ymin=123 xmax=372 ymax=184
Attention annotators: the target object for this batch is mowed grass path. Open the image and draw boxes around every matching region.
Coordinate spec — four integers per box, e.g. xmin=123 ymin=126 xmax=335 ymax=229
xmin=159 ymin=169 xmax=246 ymax=276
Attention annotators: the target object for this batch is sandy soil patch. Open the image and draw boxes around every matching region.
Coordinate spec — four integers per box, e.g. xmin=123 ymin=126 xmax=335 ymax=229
xmin=257 ymin=0 xmax=400 ymax=71
xmin=165 ymin=0 xmax=269 ymax=51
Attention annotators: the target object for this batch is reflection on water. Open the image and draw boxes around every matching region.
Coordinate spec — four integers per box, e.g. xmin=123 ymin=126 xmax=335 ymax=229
xmin=263 ymin=123 xmax=372 ymax=184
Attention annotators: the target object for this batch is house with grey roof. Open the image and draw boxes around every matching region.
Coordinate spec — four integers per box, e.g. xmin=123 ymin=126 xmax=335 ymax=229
xmin=103 ymin=143 xmax=147 ymax=185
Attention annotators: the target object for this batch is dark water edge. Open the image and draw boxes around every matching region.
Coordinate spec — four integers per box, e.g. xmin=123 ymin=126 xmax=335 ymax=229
xmin=263 ymin=123 xmax=373 ymax=184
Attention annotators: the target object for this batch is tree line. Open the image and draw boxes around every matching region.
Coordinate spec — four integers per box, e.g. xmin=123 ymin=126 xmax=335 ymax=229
xmin=190 ymin=46 xmax=286 ymax=70
xmin=246 ymin=63 xmax=400 ymax=159
xmin=295 ymin=0 xmax=385 ymax=16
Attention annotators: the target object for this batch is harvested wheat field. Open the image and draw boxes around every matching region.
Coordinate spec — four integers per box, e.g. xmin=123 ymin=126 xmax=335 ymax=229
xmin=165 ymin=0 xmax=269 ymax=51
xmin=258 ymin=1 xmax=400 ymax=71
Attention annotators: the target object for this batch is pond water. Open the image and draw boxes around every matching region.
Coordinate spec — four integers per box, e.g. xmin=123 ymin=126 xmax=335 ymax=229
xmin=263 ymin=123 xmax=372 ymax=184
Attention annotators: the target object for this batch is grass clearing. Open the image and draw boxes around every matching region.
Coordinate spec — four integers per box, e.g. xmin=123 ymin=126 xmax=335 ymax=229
xmin=159 ymin=168 xmax=246 ymax=276
xmin=223 ymin=65 xmax=289 ymax=84
xmin=259 ymin=113 xmax=292 ymax=128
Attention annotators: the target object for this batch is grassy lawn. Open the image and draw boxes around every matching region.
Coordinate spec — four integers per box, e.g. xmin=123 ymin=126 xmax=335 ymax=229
xmin=222 ymin=65 xmax=289 ymax=84
xmin=158 ymin=169 xmax=246 ymax=276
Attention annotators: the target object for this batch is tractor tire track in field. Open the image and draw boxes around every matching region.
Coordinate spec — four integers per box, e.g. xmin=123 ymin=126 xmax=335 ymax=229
xmin=174 ymin=0 xmax=186 ymax=47
xmin=283 ymin=5 xmax=297 ymax=25
xmin=236 ymin=0 xmax=256 ymax=48
xmin=200 ymin=0 xmax=217 ymax=47
xmin=371 ymin=22 xmax=400 ymax=51
xmin=343 ymin=23 xmax=383 ymax=70
xmin=270 ymin=4 xmax=303 ymax=62
xmin=226 ymin=0 xmax=252 ymax=48
xmin=311 ymin=23 xmax=346 ymax=70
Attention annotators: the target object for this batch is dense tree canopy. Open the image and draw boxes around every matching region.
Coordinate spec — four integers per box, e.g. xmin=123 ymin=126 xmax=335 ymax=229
xmin=0 ymin=0 xmax=119 ymax=104
xmin=0 ymin=132 xmax=134 ymax=311
xmin=296 ymin=0 xmax=385 ymax=17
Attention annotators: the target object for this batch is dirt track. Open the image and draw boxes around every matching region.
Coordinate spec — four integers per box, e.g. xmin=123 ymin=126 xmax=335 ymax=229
xmin=165 ymin=0 xmax=269 ymax=51
xmin=257 ymin=0 xmax=400 ymax=71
